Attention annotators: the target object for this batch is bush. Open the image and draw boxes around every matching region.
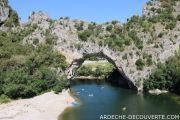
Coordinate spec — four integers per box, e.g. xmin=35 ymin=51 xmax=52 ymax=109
xmin=158 ymin=32 xmax=164 ymax=38
xmin=78 ymin=30 xmax=92 ymax=41
xmin=53 ymin=75 xmax=70 ymax=94
xmin=147 ymin=1 xmax=152 ymax=6
xmin=176 ymin=15 xmax=180 ymax=21
xmin=75 ymin=22 xmax=84 ymax=31
xmin=0 ymin=95 xmax=11 ymax=103
xmin=135 ymin=58 xmax=145 ymax=70
xmin=142 ymin=21 xmax=152 ymax=32
xmin=165 ymin=21 xmax=176 ymax=30
xmin=128 ymin=30 xmax=143 ymax=49
xmin=106 ymin=24 xmax=113 ymax=31
xmin=88 ymin=23 xmax=96 ymax=30
xmin=124 ymin=36 xmax=132 ymax=46
xmin=0 ymin=27 xmax=69 ymax=99
xmin=146 ymin=57 xmax=153 ymax=66
xmin=45 ymin=34 xmax=57 ymax=45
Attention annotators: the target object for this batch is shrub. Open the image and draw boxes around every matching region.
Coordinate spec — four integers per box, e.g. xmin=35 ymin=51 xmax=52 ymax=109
xmin=142 ymin=21 xmax=152 ymax=32
xmin=64 ymin=17 xmax=70 ymax=20
xmin=124 ymin=36 xmax=132 ymax=45
xmin=158 ymin=32 xmax=164 ymax=38
xmin=0 ymin=28 xmax=69 ymax=99
xmin=165 ymin=21 xmax=176 ymax=30
xmin=144 ymin=50 xmax=180 ymax=95
xmin=75 ymin=22 xmax=84 ymax=31
xmin=78 ymin=30 xmax=92 ymax=41
xmin=111 ymin=20 xmax=118 ymax=25
xmin=88 ymin=23 xmax=96 ymax=30
xmin=45 ymin=31 xmax=58 ymax=45
xmin=176 ymin=15 xmax=180 ymax=21
xmin=122 ymin=53 xmax=127 ymax=60
xmin=106 ymin=24 xmax=113 ymax=31
xmin=0 ymin=95 xmax=11 ymax=103
xmin=135 ymin=58 xmax=145 ymax=70
xmin=147 ymin=1 xmax=152 ymax=6
xmin=146 ymin=57 xmax=153 ymax=66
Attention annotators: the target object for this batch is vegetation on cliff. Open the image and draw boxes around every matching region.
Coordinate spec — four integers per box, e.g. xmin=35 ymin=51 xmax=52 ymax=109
xmin=0 ymin=25 xmax=69 ymax=101
xmin=144 ymin=49 xmax=180 ymax=95
xmin=75 ymin=0 xmax=180 ymax=74
xmin=0 ymin=0 xmax=180 ymax=102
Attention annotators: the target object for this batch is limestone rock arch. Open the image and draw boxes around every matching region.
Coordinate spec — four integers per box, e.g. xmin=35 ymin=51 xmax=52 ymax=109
xmin=66 ymin=47 xmax=136 ymax=89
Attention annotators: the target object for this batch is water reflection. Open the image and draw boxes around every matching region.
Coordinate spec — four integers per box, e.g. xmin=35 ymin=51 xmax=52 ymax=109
xmin=59 ymin=79 xmax=180 ymax=120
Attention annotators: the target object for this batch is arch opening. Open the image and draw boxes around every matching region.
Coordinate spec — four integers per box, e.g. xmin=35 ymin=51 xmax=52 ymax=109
xmin=66 ymin=51 xmax=137 ymax=90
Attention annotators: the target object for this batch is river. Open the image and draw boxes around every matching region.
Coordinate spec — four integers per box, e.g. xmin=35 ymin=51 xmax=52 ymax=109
xmin=59 ymin=79 xmax=180 ymax=120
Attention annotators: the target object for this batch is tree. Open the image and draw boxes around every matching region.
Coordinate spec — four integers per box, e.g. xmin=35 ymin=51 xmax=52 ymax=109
xmin=143 ymin=50 xmax=180 ymax=95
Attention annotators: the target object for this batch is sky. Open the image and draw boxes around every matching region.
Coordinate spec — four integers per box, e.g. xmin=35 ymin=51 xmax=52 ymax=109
xmin=8 ymin=0 xmax=148 ymax=23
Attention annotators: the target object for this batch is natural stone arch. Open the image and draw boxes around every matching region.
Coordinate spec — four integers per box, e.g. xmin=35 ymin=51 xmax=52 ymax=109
xmin=66 ymin=48 xmax=137 ymax=90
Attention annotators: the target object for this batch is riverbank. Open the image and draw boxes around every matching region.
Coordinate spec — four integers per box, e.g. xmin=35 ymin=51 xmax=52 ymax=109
xmin=76 ymin=76 xmax=103 ymax=80
xmin=0 ymin=90 xmax=74 ymax=120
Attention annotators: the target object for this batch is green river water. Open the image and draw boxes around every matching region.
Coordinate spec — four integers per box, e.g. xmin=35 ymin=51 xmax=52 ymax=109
xmin=59 ymin=80 xmax=180 ymax=120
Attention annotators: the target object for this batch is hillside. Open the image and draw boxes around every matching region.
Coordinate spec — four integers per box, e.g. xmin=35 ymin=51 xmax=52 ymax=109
xmin=0 ymin=0 xmax=180 ymax=101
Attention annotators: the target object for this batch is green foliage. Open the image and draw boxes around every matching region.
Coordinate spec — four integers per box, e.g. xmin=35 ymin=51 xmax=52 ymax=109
xmin=128 ymin=30 xmax=143 ymax=49
xmin=104 ymin=36 xmax=125 ymax=51
xmin=142 ymin=21 xmax=152 ymax=32
xmin=126 ymin=15 xmax=142 ymax=30
xmin=53 ymin=75 xmax=70 ymax=94
xmin=86 ymin=56 xmax=100 ymax=61
xmin=143 ymin=53 xmax=153 ymax=66
xmin=122 ymin=53 xmax=127 ymax=60
xmin=74 ymin=43 xmax=82 ymax=50
xmin=0 ymin=26 xmax=69 ymax=99
xmin=76 ymin=62 xmax=114 ymax=78
xmin=111 ymin=20 xmax=118 ymax=25
xmin=135 ymin=58 xmax=145 ymax=70
xmin=0 ymin=67 xmax=68 ymax=99
xmin=45 ymin=30 xmax=58 ymax=45
xmin=75 ymin=22 xmax=84 ymax=31
xmin=64 ymin=17 xmax=70 ymax=20
xmin=78 ymin=30 xmax=92 ymax=41
xmin=165 ymin=21 xmax=176 ymax=30
xmin=176 ymin=15 xmax=180 ymax=21
xmin=158 ymin=32 xmax=164 ymax=38
xmin=88 ymin=22 xmax=96 ymax=30
xmin=0 ymin=94 xmax=11 ymax=103
xmin=146 ymin=1 xmax=152 ymax=6
xmin=76 ymin=0 xmax=179 ymax=52
xmin=148 ymin=0 xmax=177 ymax=24
xmin=106 ymin=24 xmax=113 ymax=31
xmin=144 ymin=50 xmax=180 ymax=95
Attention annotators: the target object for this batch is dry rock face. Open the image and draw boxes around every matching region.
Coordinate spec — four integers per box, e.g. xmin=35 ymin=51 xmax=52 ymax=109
xmin=143 ymin=0 xmax=161 ymax=18
xmin=0 ymin=0 xmax=9 ymax=24
xmin=22 ymin=0 xmax=180 ymax=91
xmin=28 ymin=11 xmax=50 ymax=30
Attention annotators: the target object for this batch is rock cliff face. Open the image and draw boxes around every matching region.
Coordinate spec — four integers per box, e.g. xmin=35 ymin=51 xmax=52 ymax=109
xmin=0 ymin=0 xmax=9 ymax=24
xmin=3 ymin=0 xmax=180 ymax=90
